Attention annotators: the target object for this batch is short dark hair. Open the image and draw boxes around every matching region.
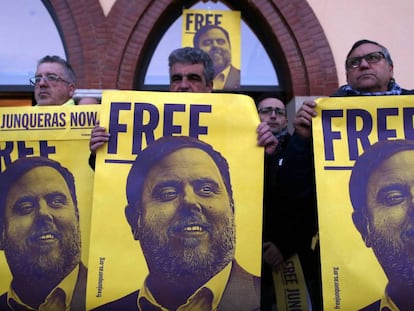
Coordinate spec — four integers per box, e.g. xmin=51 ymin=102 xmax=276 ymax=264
xmin=345 ymin=39 xmax=393 ymax=68
xmin=349 ymin=139 xmax=414 ymax=215
xmin=0 ymin=157 xmax=79 ymax=229
xmin=193 ymin=25 xmax=231 ymax=49
xmin=125 ymin=136 xmax=234 ymax=228
xmin=168 ymin=47 xmax=215 ymax=85
xmin=256 ymin=93 xmax=286 ymax=107
xmin=38 ymin=55 xmax=76 ymax=84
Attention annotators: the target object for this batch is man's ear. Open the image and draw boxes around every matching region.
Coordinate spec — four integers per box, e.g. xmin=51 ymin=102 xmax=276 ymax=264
xmin=68 ymin=83 xmax=76 ymax=97
xmin=352 ymin=210 xmax=371 ymax=247
xmin=125 ymin=204 xmax=141 ymax=241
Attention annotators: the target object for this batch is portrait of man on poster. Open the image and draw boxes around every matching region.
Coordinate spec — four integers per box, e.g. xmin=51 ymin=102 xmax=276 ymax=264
xmin=92 ymin=135 xmax=260 ymax=311
xmin=349 ymin=139 xmax=414 ymax=311
xmin=0 ymin=156 xmax=87 ymax=311
xmin=193 ymin=24 xmax=240 ymax=90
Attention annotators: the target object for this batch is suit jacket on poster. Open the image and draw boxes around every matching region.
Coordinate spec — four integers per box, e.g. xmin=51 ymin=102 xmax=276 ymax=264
xmin=0 ymin=263 xmax=88 ymax=311
xmin=359 ymin=300 xmax=381 ymax=311
xmin=92 ymin=260 xmax=260 ymax=311
xmin=222 ymin=66 xmax=240 ymax=90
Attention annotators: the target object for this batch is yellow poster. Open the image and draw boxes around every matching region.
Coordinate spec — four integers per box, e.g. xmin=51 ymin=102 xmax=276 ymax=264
xmin=182 ymin=9 xmax=241 ymax=91
xmin=313 ymin=96 xmax=414 ymax=310
xmin=0 ymin=105 xmax=98 ymax=309
xmin=86 ymin=90 xmax=263 ymax=310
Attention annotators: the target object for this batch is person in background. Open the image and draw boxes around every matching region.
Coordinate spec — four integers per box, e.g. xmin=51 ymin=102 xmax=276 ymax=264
xmin=30 ymin=55 xmax=76 ymax=106
xmin=257 ymin=96 xmax=289 ymax=140
xmin=282 ymin=39 xmax=414 ymax=310
xmin=257 ymin=95 xmax=289 ymax=310
xmin=193 ymin=25 xmax=240 ymax=90
xmin=168 ymin=46 xmax=214 ymax=93
xmin=257 ymin=95 xmax=319 ymax=310
xmin=294 ymin=39 xmax=414 ymax=140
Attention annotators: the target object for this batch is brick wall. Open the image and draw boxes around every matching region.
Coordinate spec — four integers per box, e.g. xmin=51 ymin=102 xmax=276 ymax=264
xmin=46 ymin=0 xmax=338 ymax=96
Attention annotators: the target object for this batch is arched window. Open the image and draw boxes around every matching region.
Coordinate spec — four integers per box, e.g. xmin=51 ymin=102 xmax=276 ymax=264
xmin=141 ymin=1 xmax=281 ymax=99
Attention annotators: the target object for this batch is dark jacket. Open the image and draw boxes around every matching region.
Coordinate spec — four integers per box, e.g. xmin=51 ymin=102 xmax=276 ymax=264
xmin=265 ymin=131 xmax=319 ymax=281
xmin=92 ymin=261 xmax=260 ymax=311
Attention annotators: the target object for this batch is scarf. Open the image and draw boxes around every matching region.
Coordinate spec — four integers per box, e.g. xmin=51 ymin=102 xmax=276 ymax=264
xmin=335 ymin=80 xmax=403 ymax=96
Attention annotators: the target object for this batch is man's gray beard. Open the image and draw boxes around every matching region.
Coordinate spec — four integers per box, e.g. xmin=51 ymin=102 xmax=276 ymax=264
xmin=139 ymin=216 xmax=235 ymax=286
xmin=4 ymin=223 xmax=81 ymax=283
xmin=371 ymin=230 xmax=414 ymax=287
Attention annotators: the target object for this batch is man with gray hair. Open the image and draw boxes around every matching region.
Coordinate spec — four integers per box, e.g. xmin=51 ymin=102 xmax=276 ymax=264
xmin=89 ymin=47 xmax=214 ymax=167
xmin=276 ymin=39 xmax=414 ymax=309
xmin=168 ymin=46 xmax=214 ymax=93
xmin=30 ymin=55 xmax=76 ymax=106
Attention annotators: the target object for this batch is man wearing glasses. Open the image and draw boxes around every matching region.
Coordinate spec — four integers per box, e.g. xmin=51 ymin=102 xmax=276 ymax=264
xmin=279 ymin=40 xmax=414 ymax=309
xmin=257 ymin=96 xmax=290 ymax=310
xmin=257 ymin=96 xmax=289 ymax=140
xmin=257 ymin=96 xmax=319 ymax=310
xmin=332 ymin=39 xmax=413 ymax=96
xmin=295 ymin=39 xmax=414 ymax=137
xmin=30 ymin=55 xmax=76 ymax=106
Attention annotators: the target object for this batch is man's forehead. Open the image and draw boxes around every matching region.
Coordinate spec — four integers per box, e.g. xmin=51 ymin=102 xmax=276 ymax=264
xmin=158 ymin=148 xmax=216 ymax=168
xmin=259 ymin=98 xmax=285 ymax=109
xmin=36 ymin=62 xmax=64 ymax=75
xmin=5 ymin=167 xmax=71 ymax=206
xmin=171 ymin=62 xmax=204 ymax=75
xmin=12 ymin=166 xmax=66 ymax=188
xmin=373 ymin=150 xmax=414 ymax=172
xmin=203 ymin=28 xmax=226 ymax=39
xmin=146 ymin=149 xmax=221 ymax=180
xmin=348 ymin=43 xmax=382 ymax=57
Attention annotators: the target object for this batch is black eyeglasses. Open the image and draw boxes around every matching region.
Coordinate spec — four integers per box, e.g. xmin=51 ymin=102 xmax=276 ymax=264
xmin=345 ymin=52 xmax=385 ymax=69
xmin=258 ymin=107 xmax=286 ymax=116
xmin=30 ymin=74 xmax=72 ymax=86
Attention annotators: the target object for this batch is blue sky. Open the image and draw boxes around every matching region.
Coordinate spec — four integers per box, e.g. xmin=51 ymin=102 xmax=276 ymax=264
xmin=0 ymin=1 xmax=65 ymax=85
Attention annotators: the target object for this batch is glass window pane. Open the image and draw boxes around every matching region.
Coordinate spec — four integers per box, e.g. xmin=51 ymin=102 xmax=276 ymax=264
xmin=144 ymin=1 xmax=278 ymax=86
xmin=0 ymin=1 xmax=65 ymax=85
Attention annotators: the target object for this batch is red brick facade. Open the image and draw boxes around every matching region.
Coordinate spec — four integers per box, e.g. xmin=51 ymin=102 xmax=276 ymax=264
xmin=46 ymin=0 xmax=338 ymax=96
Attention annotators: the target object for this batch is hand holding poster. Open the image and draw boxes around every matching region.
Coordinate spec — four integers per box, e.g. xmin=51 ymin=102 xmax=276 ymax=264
xmin=86 ymin=91 xmax=263 ymax=310
xmin=313 ymin=96 xmax=414 ymax=311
